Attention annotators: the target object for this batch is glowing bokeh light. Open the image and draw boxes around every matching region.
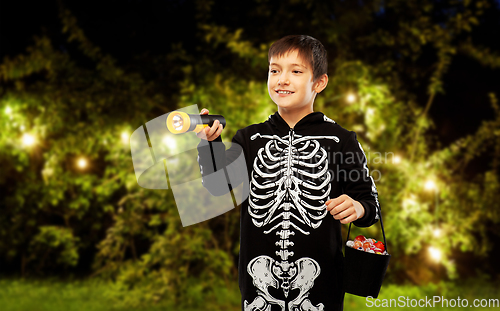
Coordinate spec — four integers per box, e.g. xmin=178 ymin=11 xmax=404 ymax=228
xmin=346 ymin=93 xmax=356 ymax=103
xmin=428 ymin=246 xmax=442 ymax=261
xmin=433 ymin=228 xmax=441 ymax=238
xmin=393 ymin=155 xmax=401 ymax=164
xmin=121 ymin=131 xmax=129 ymax=144
xmin=21 ymin=133 xmax=36 ymax=147
xmin=77 ymin=158 xmax=88 ymax=169
xmin=424 ymin=179 xmax=437 ymax=191
xmin=5 ymin=106 xmax=12 ymax=115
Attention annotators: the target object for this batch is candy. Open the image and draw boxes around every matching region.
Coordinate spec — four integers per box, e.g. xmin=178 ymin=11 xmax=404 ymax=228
xmin=354 ymin=240 xmax=363 ymax=249
xmin=346 ymin=236 xmax=388 ymax=255
xmin=354 ymin=235 xmax=366 ymax=242
xmin=374 ymin=241 xmax=385 ymax=252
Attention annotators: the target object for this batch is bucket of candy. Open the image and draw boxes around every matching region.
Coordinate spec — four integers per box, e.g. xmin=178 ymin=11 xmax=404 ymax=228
xmin=343 ymin=207 xmax=390 ymax=298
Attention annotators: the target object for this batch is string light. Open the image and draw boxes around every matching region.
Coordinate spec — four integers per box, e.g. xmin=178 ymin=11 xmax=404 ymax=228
xmin=21 ymin=133 xmax=36 ymax=147
xmin=121 ymin=131 xmax=129 ymax=144
xmin=393 ymin=155 xmax=401 ymax=164
xmin=424 ymin=179 xmax=437 ymax=191
xmin=428 ymin=246 xmax=442 ymax=261
xmin=77 ymin=157 xmax=87 ymax=169
xmin=432 ymin=228 xmax=442 ymax=238
xmin=346 ymin=93 xmax=356 ymax=103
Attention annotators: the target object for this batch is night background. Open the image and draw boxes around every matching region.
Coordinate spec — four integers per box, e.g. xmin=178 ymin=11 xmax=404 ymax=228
xmin=1 ymin=0 xmax=500 ymax=310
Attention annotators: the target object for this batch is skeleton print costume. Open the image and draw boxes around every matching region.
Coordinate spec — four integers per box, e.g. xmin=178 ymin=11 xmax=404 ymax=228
xmin=197 ymin=111 xmax=380 ymax=311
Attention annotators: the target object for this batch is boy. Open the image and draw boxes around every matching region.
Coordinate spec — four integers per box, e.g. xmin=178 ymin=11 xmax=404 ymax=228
xmin=196 ymin=35 xmax=380 ymax=311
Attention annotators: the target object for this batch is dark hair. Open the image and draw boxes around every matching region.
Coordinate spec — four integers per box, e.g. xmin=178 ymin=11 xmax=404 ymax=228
xmin=268 ymin=35 xmax=328 ymax=82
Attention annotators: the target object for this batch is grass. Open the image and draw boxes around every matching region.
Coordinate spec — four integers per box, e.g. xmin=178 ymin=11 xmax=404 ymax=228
xmin=0 ymin=277 xmax=498 ymax=311
xmin=0 ymin=277 xmax=240 ymax=311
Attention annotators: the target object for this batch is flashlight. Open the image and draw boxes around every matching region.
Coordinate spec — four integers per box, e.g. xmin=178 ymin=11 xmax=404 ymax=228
xmin=166 ymin=111 xmax=226 ymax=134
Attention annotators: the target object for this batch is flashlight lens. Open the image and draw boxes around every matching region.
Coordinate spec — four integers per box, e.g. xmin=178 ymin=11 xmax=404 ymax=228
xmin=172 ymin=115 xmax=184 ymax=131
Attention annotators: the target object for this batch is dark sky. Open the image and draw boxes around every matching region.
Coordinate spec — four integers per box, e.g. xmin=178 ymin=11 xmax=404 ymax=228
xmin=1 ymin=0 xmax=499 ymax=176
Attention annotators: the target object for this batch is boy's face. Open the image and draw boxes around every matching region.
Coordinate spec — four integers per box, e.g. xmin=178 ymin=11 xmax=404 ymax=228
xmin=268 ymin=49 xmax=325 ymax=114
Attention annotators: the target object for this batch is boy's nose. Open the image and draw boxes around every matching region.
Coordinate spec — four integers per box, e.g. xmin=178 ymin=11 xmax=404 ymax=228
xmin=278 ymin=76 xmax=289 ymax=85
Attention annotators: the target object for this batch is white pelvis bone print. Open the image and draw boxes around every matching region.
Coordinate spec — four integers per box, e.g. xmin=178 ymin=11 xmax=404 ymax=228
xmin=244 ymin=132 xmax=340 ymax=311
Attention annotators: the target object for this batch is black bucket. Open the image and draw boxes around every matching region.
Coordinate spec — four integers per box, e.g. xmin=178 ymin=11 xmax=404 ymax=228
xmin=343 ymin=207 xmax=391 ymax=298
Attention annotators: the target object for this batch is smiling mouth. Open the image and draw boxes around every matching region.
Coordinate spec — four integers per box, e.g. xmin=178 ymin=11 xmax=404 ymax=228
xmin=275 ymin=90 xmax=294 ymax=95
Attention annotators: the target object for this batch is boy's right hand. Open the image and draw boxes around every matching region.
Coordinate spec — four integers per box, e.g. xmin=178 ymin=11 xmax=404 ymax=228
xmin=196 ymin=108 xmax=224 ymax=141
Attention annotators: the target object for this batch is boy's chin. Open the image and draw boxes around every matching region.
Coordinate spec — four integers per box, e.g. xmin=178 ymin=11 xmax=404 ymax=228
xmin=276 ymin=105 xmax=302 ymax=112
xmin=274 ymin=99 xmax=295 ymax=107
xmin=275 ymin=101 xmax=304 ymax=109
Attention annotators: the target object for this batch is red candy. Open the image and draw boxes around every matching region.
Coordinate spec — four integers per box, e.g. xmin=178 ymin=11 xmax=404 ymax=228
xmin=354 ymin=235 xmax=366 ymax=242
xmin=374 ymin=241 xmax=385 ymax=252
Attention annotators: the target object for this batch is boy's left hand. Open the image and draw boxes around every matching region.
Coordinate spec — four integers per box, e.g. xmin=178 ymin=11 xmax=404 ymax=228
xmin=325 ymin=194 xmax=365 ymax=224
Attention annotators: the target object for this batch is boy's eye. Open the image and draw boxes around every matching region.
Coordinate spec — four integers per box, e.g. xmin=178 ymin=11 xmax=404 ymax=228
xmin=293 ymin=70 xmax=302 ymax=74
xmin=270 ymin=69 xmax=278 ymax=74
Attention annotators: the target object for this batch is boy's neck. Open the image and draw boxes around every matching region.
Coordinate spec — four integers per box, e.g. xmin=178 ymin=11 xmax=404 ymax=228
xmin=278 ymin=106 xmax=314 ymax=129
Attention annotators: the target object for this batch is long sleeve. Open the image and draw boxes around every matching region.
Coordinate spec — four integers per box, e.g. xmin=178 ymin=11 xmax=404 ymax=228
xmin=340 ymin=131 xmax=380 ymax=227
xmin=196 ymin=129 xmax=248 ymax=197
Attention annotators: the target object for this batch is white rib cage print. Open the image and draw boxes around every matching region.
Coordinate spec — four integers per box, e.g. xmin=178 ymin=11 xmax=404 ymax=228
xmin=249 ymin=131 xmax=340 ymax=237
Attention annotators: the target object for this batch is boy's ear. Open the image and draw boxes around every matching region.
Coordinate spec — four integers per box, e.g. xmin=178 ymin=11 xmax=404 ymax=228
xmin=314 ymin=74 xmax=329 ymax=94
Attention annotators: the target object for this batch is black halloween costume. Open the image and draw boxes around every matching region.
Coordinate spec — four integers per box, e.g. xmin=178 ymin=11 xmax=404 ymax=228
xmin=197 ymin=111 xmax=380 ymax=311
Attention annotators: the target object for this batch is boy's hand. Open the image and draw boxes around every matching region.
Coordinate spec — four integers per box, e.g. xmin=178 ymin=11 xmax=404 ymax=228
xmin=325 ymin=194 xmax=365 ymax=224
xmin=196 ymin=108 xmax=223 ymax=141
